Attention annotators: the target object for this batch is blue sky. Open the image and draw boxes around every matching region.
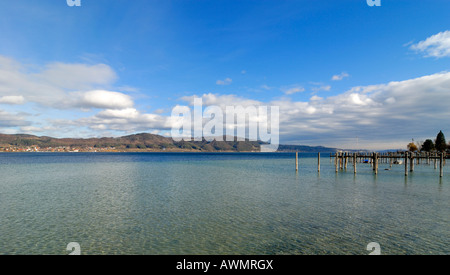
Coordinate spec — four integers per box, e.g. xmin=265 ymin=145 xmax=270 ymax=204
xmin=0 ymin=0 xmax=450 ymax=149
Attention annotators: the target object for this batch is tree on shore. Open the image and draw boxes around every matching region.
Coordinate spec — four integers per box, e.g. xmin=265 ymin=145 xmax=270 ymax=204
xmin=435 ymin=131 xmax=447 ymax=152
xmin=407 ymin=142 xmax=418 ymax=152
xmin=421 ymin=139 xmax=435 ymax=152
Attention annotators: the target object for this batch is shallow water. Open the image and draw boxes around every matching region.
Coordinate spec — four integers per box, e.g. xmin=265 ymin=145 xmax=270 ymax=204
xmin=0 ymin=153 xmax=448 ymax=255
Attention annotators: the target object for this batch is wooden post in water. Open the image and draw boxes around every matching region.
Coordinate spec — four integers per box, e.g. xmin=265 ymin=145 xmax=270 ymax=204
xmin=375 ymin=153 xmax=379 ymax=175
xmin=344 ymin=153 xmax=348 ymax=170
xmin=335 ymin=152 xmax=338 ymax=173
xmin=295 ymin=151 xmax=298 ymax=172
xmin=337 ymin=153 xmax=340 ymax=170
xmin=353 ymin=153 xmax=357 ymax=174
xmin=405 ymin=152 xmax=408 ymax=176
xmin=373 ymin=153 xmax=376 ymax=174
xmin=318 ymin=152 xmax=321 ymax=173
xmin=440 ymin=153 xmax=444 ymax=178
xmin=410 ymin=153 xmax=414 ymax=172
xmin=434 ymin=153 xmax=438 ymax=169
xmin=372 ymin=152 xmax=376 ymax=171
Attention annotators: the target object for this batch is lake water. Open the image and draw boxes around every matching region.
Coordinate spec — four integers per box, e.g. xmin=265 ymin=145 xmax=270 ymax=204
xmin=0 ymin=153 xmax=448 ymax=255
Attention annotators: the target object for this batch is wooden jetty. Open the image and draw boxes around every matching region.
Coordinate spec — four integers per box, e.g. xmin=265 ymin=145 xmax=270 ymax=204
xmin=299 ymin=151 xmax=447 ymax=177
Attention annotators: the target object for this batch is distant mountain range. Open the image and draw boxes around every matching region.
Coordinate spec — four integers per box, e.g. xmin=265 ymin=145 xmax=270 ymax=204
xmin=0 ymin=133 xmax=339 ymax=153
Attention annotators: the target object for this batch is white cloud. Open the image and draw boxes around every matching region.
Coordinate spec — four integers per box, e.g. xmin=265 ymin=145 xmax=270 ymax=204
xmin=76 ymin=110 xmax=170 ymax=133
xmin=216 ymin=78 xmax=232 ymax=85
xmin=260 ymin=84 xmax=272 ymax=90
xmin=0 ymin=55 xmax=123 ymax=108
xmin=20 ymin=126 xmax=55 ymax=134
xmin=77 ymin=90 xmax=134 ymax=110
xmin=0 ymin=109 xmax=31 ymax=127
xmin=283 ymin=86 xmax=305 ymax=95
xmin=0 ymin=55 xmax=146 ymax=135
xmin=116 ymin=86 xmax=140 ymax=93
xmin=0 ymin=95 xmax=25 ymax=105
xmin=36 ymin=63 xmax=117 ymax=90
xmin=3 ymin=55 xmax=450 ymax=150
xmin=410 ymin=30 xmax=450 ymax=58
xmin=153 ymin=109 xmax=166 ymax=114
xmin=310 ymin=95 xmax=323 ymax=101
xmin=181 ymin=93 xmax=261 ymax=108
xmin=282 ymin=72 xmax=450 ymax=149
xmin=177 ymin=72 xmax=450 ymax=150
xmin=332 ymin=72 xmax=350 ymax=81
xmin=97 ymin=108 xmax=140 ymax=119
xmin=312 ymin=85 xmax=331 ymax=92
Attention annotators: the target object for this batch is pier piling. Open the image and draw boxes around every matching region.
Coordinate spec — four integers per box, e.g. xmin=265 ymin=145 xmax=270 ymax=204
xmin=344 ymin=153 xmax=348 ymax=170
xmin=335 ymin=152 xmax=338 ymax=173
xmin=329 ymin=151 xmax=446 ymax=178
xmin=405 ymin=152 xmax=408 ymax=176
xmin=318 ymin=152 xmax=321 ymax=173
xmin=375 ymin=153 xmax=379 ymax=175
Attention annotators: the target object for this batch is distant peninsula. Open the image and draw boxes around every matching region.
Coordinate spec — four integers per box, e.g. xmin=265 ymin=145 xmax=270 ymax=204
xmin=0 ymin=133 xmax=339 ymax=153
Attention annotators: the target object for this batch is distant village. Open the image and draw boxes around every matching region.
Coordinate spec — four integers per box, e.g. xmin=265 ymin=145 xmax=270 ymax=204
xmin=0 ymin=146 xmax=118 ymax=153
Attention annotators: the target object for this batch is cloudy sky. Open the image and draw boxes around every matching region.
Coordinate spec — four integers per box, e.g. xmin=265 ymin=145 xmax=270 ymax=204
xmin=1 ymin=0 xmax=450 ymax=150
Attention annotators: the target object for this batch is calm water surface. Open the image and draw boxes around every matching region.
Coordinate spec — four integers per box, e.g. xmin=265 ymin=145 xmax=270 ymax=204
xmin=0 ymin=153 xmax=448 ymax=255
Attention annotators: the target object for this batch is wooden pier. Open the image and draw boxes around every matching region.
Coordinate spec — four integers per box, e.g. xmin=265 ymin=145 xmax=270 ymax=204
xmin=300 ymin=151 xmax=447 ymax=177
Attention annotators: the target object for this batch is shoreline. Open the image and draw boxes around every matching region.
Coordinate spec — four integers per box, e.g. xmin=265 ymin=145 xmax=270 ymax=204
xmin=0 ymin=150 xmax=327 ymax=154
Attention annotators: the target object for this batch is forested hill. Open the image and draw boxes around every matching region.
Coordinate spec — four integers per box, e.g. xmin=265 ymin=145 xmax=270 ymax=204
xmin=0 ymin=133 xmax=338 ymax=152
xmin=276 ymin=144 xmax=338 ymax=153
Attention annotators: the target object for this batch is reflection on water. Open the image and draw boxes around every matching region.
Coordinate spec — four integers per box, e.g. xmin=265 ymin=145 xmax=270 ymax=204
xmin=0 ymin=153 xmax=448 ymax=255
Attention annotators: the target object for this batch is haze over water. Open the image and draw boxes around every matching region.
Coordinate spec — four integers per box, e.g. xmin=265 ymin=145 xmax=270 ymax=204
xmin=0 ymin=153 xmax=448 ymax=255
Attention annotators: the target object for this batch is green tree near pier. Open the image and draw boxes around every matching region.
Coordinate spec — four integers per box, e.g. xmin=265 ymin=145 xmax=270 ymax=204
xmin=421 ymin=139 xmax=435 ymax=152
xmin=435 ymin=131 xmax=447 ymax=152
